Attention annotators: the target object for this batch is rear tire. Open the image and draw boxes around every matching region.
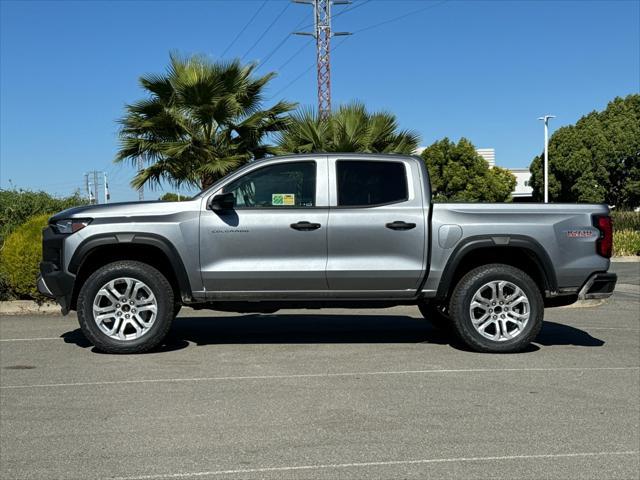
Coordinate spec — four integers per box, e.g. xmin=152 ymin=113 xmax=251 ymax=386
xmin=448 ymin=264 xmax=543 ymax=353
xmin=77 ymin=260 xmax=175 ymax=354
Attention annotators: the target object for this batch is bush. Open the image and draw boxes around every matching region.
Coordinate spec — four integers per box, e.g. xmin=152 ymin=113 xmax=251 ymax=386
xmin=612 ymin=211 xmax=640 ymax=232
xmin=0 ymin=189 xmax=87 ymax=246
xmin=0 ymin=214 xmax=51 ymax=300
xmin=614 ymin=230 xmax=640 ymax=257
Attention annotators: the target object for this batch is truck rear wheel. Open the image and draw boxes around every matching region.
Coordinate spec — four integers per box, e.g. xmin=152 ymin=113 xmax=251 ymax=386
xmin=77 ymin=260 xmax=175 ymax=354
xmin=448 ymin=264 xmax=543 ymax=353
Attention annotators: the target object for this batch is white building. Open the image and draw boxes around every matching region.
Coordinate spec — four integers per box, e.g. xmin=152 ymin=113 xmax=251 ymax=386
xmin=475 ymin=148 xmax=496 ymax=168
xmin=509 ymin=168 xmax=534 ymax=200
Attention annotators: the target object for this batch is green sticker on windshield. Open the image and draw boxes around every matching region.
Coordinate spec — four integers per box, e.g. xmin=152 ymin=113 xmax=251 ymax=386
xmin=272 ymin=194 xmax=295 ymax=206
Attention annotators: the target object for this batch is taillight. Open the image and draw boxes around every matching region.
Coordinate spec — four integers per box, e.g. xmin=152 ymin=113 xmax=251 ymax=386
xmin=593 ymin=215 xmax=613 ymax=258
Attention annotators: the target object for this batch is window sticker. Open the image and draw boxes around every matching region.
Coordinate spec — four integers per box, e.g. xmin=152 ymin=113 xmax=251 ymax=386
xmin=272 ymin=194 xmax=295 ymax=206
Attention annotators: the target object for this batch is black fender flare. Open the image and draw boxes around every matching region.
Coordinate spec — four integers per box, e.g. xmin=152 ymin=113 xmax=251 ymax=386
xmin=435 ymin=234 xmax=558 ymax=300
xmin=68 ymin=232 xmax=192 ymax=299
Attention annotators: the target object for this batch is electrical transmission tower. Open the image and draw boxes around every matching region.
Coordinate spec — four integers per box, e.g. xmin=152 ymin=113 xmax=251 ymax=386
xmin=294 ymin=0 xmax=351 ymax=120
xmin=84 ymin=171 xmax=109 ymax=204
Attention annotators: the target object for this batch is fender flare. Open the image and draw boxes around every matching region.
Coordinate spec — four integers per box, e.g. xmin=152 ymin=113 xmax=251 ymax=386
xmin=435 ymin=234 xmax=558 ymax=300
xmin=68 ymin=232 xmax=192 ymax=299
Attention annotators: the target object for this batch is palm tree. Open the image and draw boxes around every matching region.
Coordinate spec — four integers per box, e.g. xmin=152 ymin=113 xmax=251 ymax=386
xmin=115 ymin=53 xmax=296 ymax=190
xmin=276 ymin=102 xmax=420 ymax=154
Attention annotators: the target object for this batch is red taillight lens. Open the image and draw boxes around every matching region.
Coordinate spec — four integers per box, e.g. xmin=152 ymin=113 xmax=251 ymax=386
xmin=594 ymin=215 xmax=613 ymax=258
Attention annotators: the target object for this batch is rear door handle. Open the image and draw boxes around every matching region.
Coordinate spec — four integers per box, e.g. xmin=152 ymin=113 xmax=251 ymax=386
xmin=291 ymin=221 xmax=321 ymax=231
xmin=386 ymin=221 xmax=416 ymax=231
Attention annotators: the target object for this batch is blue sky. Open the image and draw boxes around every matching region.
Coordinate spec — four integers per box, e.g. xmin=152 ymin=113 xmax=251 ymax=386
xmin=1 ymin=0 xmax=638 ymax=201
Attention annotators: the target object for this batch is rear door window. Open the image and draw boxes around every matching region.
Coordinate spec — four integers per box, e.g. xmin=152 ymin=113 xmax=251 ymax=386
xmin=336 ymin=160 xmax=408 ymax=207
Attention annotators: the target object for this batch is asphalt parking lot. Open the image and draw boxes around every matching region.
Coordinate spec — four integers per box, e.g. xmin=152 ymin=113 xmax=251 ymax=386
xmin=1 ymin=263 xmax=639 ymax=480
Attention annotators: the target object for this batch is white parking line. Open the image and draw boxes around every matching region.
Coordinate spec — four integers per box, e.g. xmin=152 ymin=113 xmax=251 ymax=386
xmin=1 ymin=366 xmax=638 ymax=390
xmin=0 ymin=337 xmax=61 ymax=342
xmin=111 ymin=451 xmax=639 ymax=479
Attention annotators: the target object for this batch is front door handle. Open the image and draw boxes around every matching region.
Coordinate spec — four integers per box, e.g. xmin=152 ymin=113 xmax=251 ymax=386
xmin=291 ymin=221 xmax=321 ymax=231
xmin=385 ymin=221 xmax=416 ymax=231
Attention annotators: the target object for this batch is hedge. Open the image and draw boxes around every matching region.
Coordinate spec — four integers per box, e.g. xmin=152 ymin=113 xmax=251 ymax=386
xmin=611 ymin=211 xmax=640 ymax=232
xmin=0 ymin=189 xmax=87 ymax=246
xmin=0 ymin=214 xmax=50 ymax=300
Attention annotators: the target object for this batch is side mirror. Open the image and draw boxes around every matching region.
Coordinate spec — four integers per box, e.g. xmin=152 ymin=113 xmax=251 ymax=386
xmin=208 ymin=192 xmax=235 ymax=212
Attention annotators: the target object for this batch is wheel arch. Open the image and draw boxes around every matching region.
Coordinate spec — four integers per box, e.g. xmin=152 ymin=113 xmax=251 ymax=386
xmin=68 ymin=233 xmax=192 ymax=310
xmin=435 ymin=235 xmax=557 ymax=302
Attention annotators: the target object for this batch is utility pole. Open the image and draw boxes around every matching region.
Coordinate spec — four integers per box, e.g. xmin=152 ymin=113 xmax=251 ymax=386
xmin=84 ymin=174 xmax=91 ymax=203
xmin=137 ymin=157 xmax=144 ymax=201
xmin=294 ymin=0 xmax=351 ymax=120
xmin=93 ymin=171 xmax=99 ymax=204
xmin=104 ymin=172 xmax=110 ymax=203
xmin=537 ymin=115 xmax=555 ymax=203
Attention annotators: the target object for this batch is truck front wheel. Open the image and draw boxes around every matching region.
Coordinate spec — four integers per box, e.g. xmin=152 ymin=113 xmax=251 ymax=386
xmin=77 ymin=260 xmax=175 ymax=354
xmin=448 ymin=264 xmax=543 ymax=353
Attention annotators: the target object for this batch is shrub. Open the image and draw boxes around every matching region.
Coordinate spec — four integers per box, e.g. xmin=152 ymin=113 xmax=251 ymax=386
xmin=614 ymin=229 xmax=640 ymax=257
xmin=612 ymin=211 xmax=640 ymax=232
xmin=0 ymin=189 xmax=87 ymax=246
xmin=0 ymin=214 xmax=51 ymax=300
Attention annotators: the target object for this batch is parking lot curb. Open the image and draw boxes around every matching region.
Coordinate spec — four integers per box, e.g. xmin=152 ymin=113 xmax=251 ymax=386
xmin=611 ymin=256 xmax=640 ymax=263
xmin=0 ymin=300 xmax=61 ymax=315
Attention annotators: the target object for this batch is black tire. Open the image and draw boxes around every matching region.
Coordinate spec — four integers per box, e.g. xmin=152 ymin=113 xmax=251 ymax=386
xmin=448 ymin=264 xmax=543 ymax=353
xmin=77 ymin=260 xmax=175 ymax=354
xmin=418 ymin=302 xmax=452 ymax=330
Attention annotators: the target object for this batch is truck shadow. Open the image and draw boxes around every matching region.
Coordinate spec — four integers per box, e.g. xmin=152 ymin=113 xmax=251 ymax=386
xmin=61 ymin=315 xmax=604 ymax=353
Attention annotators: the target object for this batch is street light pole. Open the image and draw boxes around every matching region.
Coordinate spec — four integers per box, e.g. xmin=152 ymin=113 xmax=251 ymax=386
xmin=538 ymin=115 xmax=555 ymax=203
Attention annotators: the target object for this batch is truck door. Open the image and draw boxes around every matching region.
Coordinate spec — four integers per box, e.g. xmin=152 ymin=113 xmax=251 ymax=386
xmin=199 ymin=158 xmax=329 ymax=296
xmin=326 ymin=157 xmax=427 ymax=296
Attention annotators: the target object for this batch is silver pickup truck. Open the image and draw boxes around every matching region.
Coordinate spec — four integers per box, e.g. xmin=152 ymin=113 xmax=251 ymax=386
xmin=38 ymin=154 xmax=617 ymax=354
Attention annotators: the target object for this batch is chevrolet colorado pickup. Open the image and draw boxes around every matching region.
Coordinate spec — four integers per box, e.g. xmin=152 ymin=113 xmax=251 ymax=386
xmin=38 ymin=154 xmax=617 ymax=354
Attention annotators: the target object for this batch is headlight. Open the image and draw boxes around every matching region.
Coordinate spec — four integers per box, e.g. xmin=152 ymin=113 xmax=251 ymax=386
xmin=52 ymin=219 xmax=92 ymax=234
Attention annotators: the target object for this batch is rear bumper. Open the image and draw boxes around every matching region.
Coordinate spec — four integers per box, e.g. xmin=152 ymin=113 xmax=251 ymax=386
xmin=578 ymin=272 xmax=617 ymax=300
xmin=37 ymin=261 xmax=75 ymax=314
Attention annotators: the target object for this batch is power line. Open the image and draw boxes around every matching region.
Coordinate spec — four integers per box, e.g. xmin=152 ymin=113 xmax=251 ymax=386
xmin=242 ymin=1 xmax=292 ymax=61
xmin=297 ymin=0 xmax=371 ymax=30
xmin=256 ymin=12 xmax=310 ymax=69
xmin=277 ymin=37 xmax=313 ymax=71
xmin=220 ymin=0 xmax=269 ymax=58
xmin=353 ymin=0 xmax=449 ymax=34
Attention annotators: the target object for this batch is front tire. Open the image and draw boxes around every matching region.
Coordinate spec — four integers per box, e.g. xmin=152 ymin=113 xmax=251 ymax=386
xmin=77 ymin=261 xmax=175 ymax=354
xmin=448 ymin=264 xmax=543 ymax=353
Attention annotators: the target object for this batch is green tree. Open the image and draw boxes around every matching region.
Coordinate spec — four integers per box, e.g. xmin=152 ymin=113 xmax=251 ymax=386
xmin=529 ymin=94 xmax=640 ymax=207
xmin=115 ymin=53 xmax=296 ymax=190
xmin=158 ymin=192 xmax=189 ymax=201
xmin=276 ymin=102 xmax=420 ymax=154
xmin=420 ymin=138 xmax=516 ymax=202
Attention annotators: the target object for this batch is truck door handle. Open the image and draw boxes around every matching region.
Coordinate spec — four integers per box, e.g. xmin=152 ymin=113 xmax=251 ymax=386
xmin=290 ymin=221 xmax=321 ymax=231
xmin=386 ymin=221 xmax=416 ymax=231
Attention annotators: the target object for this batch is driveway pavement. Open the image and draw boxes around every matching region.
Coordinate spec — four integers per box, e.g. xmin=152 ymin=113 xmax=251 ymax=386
xmin=1 ymin=276 xmax=638 ymax=479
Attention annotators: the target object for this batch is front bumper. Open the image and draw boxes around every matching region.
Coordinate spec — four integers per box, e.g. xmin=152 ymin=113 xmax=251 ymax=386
xmin=578 ymin=272 xmax=617 ymax=300
xmin=37 ymin=261 xmax=75 ymax=314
